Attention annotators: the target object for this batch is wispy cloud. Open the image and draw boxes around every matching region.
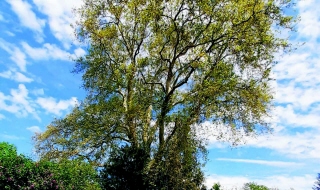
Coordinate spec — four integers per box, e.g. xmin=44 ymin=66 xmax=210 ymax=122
xmin=5 ymin=31 xmax=15 ymax=36
xmin=0 ymin=38 xmax=27 ymax=72
xmin=21 ymin=41 xmax=85 ymax=61
xmin=0 ymin=134 xmax=22 ymax=140
xmin=216 ymin=158 xmax=304 ymax=167
xmin=0 ymin=70 xmax=33 ymax=83
xmin=27 ymin=126 xmax=42 ymax=134
xmin=0 ymin=12 xmax=4 ymax=21
xmin=10 ymin=47 xmax=27 ymax=71
xmin=5 ymin=0 xmax=45 ymax=42
xmin=21 ymin=42 xmax=71 ymax=61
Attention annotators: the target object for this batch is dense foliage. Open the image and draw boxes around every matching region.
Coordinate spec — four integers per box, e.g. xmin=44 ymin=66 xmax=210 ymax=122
xmin=0 ymin=142 xmax=100 ymax=190
xmin=100 ymin=145 xmax=150 ymax=190
xmin=34 ymin=0 xmax=295 ymax=189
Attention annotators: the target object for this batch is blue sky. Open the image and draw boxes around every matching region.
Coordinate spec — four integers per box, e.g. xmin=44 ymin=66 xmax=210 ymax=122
xmin=0 ymin=0 xmax=319 ymax=189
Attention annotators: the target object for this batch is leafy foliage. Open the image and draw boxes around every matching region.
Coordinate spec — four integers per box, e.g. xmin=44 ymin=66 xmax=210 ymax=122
xmin=35 ymin=0 xmax=295 ymax=189
xmin=0 ymin=142 xmax=100 ymax=190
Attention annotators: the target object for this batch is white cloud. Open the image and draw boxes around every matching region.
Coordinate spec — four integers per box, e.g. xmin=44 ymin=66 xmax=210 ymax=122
xmin=21 ymin=41 xmax=71 ymax=61
xmin=6 ymin=0 xmax=45 ymax=41
xmin=297 ymin=0 xmax=320 ymax=39
xmin=27 ymin=126 xmax=41 ymax=133
xmin=216 ymin=158 xmax=304 ymax=168
xmin=0 ymin=70 xmax=33 ymax=83
xmin=0 ymin=84 xmax=39 ymax=120
xmin=205 ymin=120 xmax=320 ymax=159
xmin=33 ymin=0 xmax=83 ymax=49
xmin=273 ymin=51 xmax=320 ymax=112
xmin=0 ymin=85 xmax=78 ymax=120
xmin=10 ymin=47 xmax=27 ymax=72
xmin=245 ymin=130 xmax=320 ymax=159
xmin=0 ymin=38 xmax=11 ymax=52
xmin=14 ymin=72 xmax=33 ymax=83
xmin=74 ymin=47 xmax=86 ymax=58
xmin=36 ymin=96 xmax=78 ymax=116
xmin=10 ymin=84 xmax=39 ymax=119
xmin=0 ymin=38 xmax=27 ymax=71
xmin=205 ymin=174 xmax=314 ymax=190
xmin=275 ymin=105 xmax=320 ymax=128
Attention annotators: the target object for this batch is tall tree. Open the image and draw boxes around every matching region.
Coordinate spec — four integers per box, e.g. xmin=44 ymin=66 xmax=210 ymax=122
xmin=35 ymin=0 xmax=294 ymax=188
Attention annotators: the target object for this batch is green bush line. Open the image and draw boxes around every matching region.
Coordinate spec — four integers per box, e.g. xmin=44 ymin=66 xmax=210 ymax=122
xmin=1 ymin=142 xmax=318 ymax=190
xmin=0 ymin=142 xmax=100 ymax=190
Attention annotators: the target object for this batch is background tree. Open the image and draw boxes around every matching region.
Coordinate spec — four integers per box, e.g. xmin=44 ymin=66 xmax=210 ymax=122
xmin=314 ymin=173 xmax=320 ymax=190
xmin=35 ymin=0 xmax=295 ymax=188
xmin=243 ymin=182 xmax=269 ymax=190
xmin=242 ymin=182 xmax=282 ymax=190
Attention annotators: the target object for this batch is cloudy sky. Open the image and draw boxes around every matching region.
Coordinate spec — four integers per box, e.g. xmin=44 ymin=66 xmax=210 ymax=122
xmin=0 ymin=0 xmax=319 ymax=189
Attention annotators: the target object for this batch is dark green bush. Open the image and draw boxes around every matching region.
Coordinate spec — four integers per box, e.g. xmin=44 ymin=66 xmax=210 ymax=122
xmin=99 ymin=145 xmax=150 ymax=190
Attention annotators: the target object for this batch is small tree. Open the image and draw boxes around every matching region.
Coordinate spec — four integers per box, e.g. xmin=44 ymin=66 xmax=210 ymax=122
xmin=313 ymin=173 xmax=320 ymax=190
xmin=211 ymin=183 xmax=222 ymax=190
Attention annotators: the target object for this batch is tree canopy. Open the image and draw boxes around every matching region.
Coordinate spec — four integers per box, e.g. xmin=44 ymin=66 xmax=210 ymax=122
xmin=34 ymin=0 xmax=295 ymax=189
